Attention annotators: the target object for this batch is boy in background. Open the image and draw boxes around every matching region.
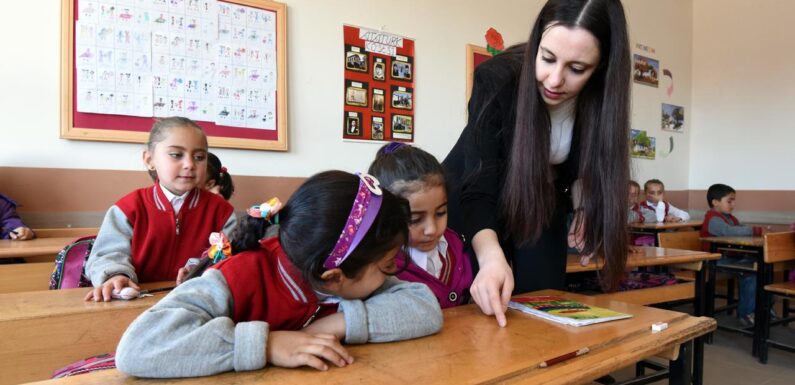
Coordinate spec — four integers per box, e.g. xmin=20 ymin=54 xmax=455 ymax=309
xmin=700 ymin=183 xmax=764 ymax=326
xmin=641 ymin=179 xmax=690 ymax=223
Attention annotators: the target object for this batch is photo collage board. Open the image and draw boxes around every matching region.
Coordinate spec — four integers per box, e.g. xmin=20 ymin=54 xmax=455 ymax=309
xmin=342 ymin=25 xmax=415 ymax=142
xmin=74 ymin=0 xmax=278 ymax=131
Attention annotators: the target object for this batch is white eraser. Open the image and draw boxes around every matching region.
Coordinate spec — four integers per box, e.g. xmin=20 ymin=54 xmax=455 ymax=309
xmin=651 ymin=322 xmax=668 ymax=333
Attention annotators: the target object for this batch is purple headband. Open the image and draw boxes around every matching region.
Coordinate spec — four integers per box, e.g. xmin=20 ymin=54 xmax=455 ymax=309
xmin=381 ymin=141 xmax=406 ymax=154
xmin=323 ymin=173 xmax=383 ymax=269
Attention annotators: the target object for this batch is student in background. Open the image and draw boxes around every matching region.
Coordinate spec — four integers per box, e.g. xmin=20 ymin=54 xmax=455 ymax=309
xmin=700 ymin=183 xmax=764 ymax=326
xmin=115 ymin=171 xmax=442 ymax=378
xmin=0 ymin=193 xmax=35 ymax=240
xmin=369 ymin=142 xmax=473 ymax=308
xmin=205 ymin=152 xmax=235 ymax=200
xmin=627 ymin=180 xmax=650 ymax=224
xmin=641 ymin=179 xmax=690 ymax=223
xmin=85 ymin=117 xmax=237 ymax=302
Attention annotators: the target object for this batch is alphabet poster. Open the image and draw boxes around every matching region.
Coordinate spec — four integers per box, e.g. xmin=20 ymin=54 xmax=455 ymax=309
xmin=343 ymin=25 xmax=414 ymax=142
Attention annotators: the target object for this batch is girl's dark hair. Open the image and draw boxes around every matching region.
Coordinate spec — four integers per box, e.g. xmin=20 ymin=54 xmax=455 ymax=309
xmin=498 ymin=0 xmax=630 ymax=290
xmin=707 ymin=184 xmax=735 ymax=208
xmin=230 ymin=170 xmax=410 ymax=287
xmin=206 ymin=152 xmax=235 ymax=200
xmin=145 ymin=116 xmax=207 ymax=181
xmin=368 ymin=142 xmax=446 ymax=198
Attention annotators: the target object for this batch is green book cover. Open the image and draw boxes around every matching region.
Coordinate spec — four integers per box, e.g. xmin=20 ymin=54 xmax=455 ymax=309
xmin=508 ymin=296 xmax=632 ymax=327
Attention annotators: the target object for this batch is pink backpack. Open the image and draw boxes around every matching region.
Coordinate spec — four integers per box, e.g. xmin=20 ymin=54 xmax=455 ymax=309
xmin=48 ymin=236 xmax=96 ymax=290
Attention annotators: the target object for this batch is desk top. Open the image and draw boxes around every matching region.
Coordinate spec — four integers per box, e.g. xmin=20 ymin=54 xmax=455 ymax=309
xmin=0 ymin=281 xmax=173 ymax=323
xmin=26 ymin=290 xmax=716 ymax=385
xmin=699 ymin=236 xmax=764 ymax=248
xmin=567 ymin=247 xmax=721 ymax=273
xmin=629 ymin=220 xmax=702 ymax=230
xmin=0 ymin=237 xmax=75 ymax=259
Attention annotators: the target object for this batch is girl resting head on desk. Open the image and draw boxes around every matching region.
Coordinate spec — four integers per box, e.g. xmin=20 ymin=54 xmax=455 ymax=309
xmin=115 ymin=171 xmax=443 ymax=378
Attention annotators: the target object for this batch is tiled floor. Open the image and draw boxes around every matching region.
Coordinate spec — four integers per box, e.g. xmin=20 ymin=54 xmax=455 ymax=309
xmin=601 ymin=307 xmax=795 ymax=385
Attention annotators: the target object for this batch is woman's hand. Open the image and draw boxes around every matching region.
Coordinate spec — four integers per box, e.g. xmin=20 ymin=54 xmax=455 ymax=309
xmin=469 ymin=229 xmax=514 ymax=327
xmin=84 ymin=274 xmax=140 ymax=302
xmin=568 ymin=210 xmax=594 ymax=266
xmin=267 ymin=331 xmax=353 ymax=371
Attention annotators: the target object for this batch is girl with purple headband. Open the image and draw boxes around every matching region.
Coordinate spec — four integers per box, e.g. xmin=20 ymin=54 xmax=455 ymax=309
xmin=115 ymin=170 xmax=442 ymax=378
xmin=369 ymin=142 xmax=474 ymax=308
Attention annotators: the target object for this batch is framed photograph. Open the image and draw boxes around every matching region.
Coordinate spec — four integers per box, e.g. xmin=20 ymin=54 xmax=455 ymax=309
xmin=345 ymin=45 xmax=368 ymax=72
xmin=391 ymin=86 xmax=412 ymax=110
xmin=633 ymin=54 xmax=659 ymax=87
xmin=371 ymin=116 xmax=384 ymax=140
xmin=61 ymin=0 xmax=289 ymax=151
xmin=345 ymin=113 xmax=362 ymax=136
xmin=466 ymin=44 xmax=493 ymax=102
xmin=372 ymin=88 xmax=385 ymax=113
xmin=373 ymin=58 xmax=386 ymax=81
xmin=391 ymin=56 xmax=413 ymax=81
xmin=661 ymin=103 xmax=684 ymax=132
xmin=630 ymin=129 xmax=656 ymax=160
xmin=392 ymin=114 xmax=413 ymax=134
xmin=345 ymin=80 xmax=368 ymax=107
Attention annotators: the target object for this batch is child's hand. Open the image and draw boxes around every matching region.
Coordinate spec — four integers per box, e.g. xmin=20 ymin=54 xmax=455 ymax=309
xmin=663 ymin=215 xmax=682 ymax=223
xmin=84 ymin=275 xmax=140 ymax=302
xmin=302 ymin=313 xmax=346 ymax=340
xmin=267 ymin=331 xmax=353 ymax=371
xmin=175 ymin=267 xmax=190 ymax=286
xmin=9 ymin=226 xmax=34 ymax=240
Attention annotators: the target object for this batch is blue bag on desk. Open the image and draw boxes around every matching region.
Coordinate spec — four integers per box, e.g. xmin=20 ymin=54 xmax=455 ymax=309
xmin=48 ymin=236 xmax=96 ymax=289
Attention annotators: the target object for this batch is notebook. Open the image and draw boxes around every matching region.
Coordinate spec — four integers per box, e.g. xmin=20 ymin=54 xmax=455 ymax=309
xmin=508 ymin=296 xmax=632 ymax=327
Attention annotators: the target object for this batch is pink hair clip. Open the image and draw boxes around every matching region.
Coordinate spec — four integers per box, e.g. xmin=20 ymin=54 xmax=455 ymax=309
xmin=323 ymin=173 xmax=383 ymax=270
xmin=219 ymin=166 xmax=227 ymax=174
xmin=246 ymin=197 xmax=283 ymax=222
xmin=206 ymin=232 xmax=231 ymax=264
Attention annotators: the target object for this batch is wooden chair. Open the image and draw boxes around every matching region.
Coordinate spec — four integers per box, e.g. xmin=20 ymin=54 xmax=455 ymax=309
xmin=757 ymin=231 xmax=795 ymax=363
xmin=658 ymin=230 xmax=701 ymax=251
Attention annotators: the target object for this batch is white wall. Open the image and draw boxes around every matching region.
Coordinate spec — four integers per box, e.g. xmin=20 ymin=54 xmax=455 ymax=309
xmin=690 ymin=0 xmax=795 ymax=190
xmin=624 ymin=0 xmax=693 ymax=190
xmin=1 ymin=0 xmax=693 ymax=181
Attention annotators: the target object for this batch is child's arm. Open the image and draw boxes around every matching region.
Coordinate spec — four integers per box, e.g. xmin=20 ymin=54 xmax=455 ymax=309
xmin=0 ymin=195 xmax=34 ymax=240
xmin=84 ymin=206 xmax=138 ymax=286
xmin=666 ymin=203 xmax=690 ymax=222
xmin=221 ymin=212 xmax=238 ymax=237
xmin=336 ymin=277 xmax=443 ymax=344
xmin=116 ymin=269 xmax=351 ymax=378
xmin=707 ymin=216 xmax=753 ymax=237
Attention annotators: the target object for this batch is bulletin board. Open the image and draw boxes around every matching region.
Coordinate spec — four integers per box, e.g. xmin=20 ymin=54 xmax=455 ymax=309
xmin=342 ymin=25 xmax=415 ymax=143
xmin=60 ymin=0 xmax=288 ymax=151
xmin=465 ymin=44 xmax=492 ymax=102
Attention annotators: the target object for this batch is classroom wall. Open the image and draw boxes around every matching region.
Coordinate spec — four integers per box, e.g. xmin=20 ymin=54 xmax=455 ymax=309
xmin=688 ymin=0 xmax=795 ymax=222
xmin=0 ymin=0 xmax=699 ymax=226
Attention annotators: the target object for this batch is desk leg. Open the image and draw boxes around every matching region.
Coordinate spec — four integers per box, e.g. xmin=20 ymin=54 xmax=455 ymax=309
xmin=705 ymin=259 xmax=717 ymax=344
xmin=693 ymin=336 xmax=704 ymax=385
xmin=753 ymin=252 xmax=772 ymax=361
xmin=669 ymin=340 xmax=693 ymax=385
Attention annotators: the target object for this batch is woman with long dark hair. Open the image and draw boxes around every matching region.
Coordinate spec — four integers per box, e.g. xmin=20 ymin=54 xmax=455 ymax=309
xmin=444 ymin=0 xmax=631 ymax=326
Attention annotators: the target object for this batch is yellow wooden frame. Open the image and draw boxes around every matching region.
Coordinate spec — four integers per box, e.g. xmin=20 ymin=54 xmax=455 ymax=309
xmin=60 ymin=0 xmax=289 ymax=151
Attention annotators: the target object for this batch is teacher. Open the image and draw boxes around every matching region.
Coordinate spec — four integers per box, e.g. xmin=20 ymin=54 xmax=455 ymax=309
xmin=444 ymin=0 xmax=630 ymax=326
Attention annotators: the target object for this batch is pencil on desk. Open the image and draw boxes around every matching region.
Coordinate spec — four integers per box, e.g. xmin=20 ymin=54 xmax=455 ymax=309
xmin=538 ymin=347 xmax=590 ymax=368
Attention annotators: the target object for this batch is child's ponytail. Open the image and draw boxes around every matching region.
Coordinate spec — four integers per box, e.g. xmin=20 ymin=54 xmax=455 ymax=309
xmin=230 ymin=198 xmax=282 ymax=254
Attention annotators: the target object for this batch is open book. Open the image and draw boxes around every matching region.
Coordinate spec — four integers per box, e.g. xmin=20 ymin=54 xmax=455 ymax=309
xmin=508 ymin=296 xmax=632 ymax=327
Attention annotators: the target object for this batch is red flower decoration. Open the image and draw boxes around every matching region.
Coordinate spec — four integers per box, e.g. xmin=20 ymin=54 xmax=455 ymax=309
xmin=485 ymin=28 xmax=505 ymax=54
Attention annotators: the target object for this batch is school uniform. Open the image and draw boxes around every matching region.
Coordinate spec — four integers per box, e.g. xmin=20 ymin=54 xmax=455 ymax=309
xmin=639 ymin=200 xmax=690 ymax=223
xmin=114 ymin=236 xmax=443 ymax=378
xmin=396 ymin=228 xmax=473 ymax=308
xmin=86 ymin=183 xmax=237 ymax=285
xmin=0 ymin=193 xmax=26 ymax=239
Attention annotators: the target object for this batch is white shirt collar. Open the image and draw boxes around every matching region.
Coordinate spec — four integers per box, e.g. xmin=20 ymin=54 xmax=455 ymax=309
xmin=548 ymin=97 xmax=577 ymax=165
xmin=159 ymin=183 xmax=189 ymax=214
xmin=407 ymin=235 xmax=449 ymax=279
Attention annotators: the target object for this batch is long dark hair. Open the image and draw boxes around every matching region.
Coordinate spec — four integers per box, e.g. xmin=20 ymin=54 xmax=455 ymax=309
xmin=502 ymin=0 xmax=630 ymax=290
xmin=230 ymin=170 xmax=410 ymax=288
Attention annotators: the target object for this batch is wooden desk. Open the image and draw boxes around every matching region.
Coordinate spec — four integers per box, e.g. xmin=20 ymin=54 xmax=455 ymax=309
xmin=630 ymin=221 xmax=703 ymax=246
xmin=23 ymin=290 xmax=715 ymax=385
xmin=0 ymin=237 xmax=76 ymax=260
xmin=0 ymin=282 xmax=173 ymax=385
xmin=0 ymin=262 xmax=53 ymax=293
xmin=567 ymin=246 xmax=720 ymax=274
xmin=700 ymin=236 xmax=764 ymax=248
